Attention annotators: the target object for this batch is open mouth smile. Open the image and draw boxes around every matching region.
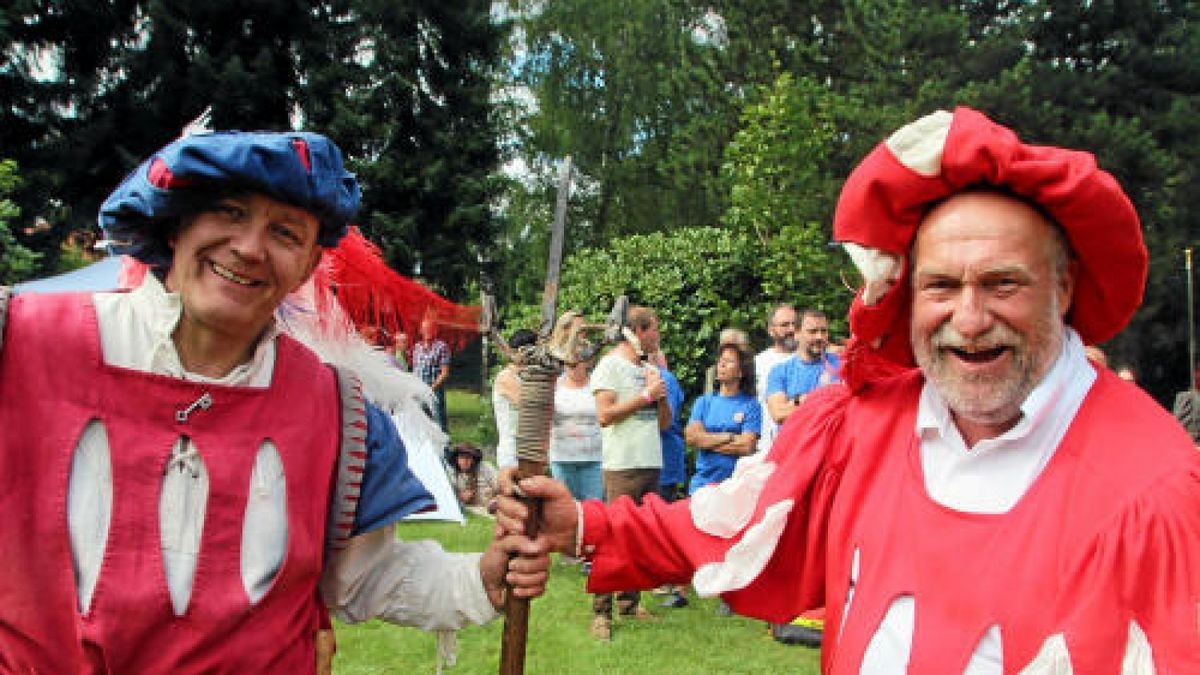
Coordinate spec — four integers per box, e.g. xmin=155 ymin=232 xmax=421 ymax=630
xmin=209 ymin=261 xmax=261 ymax=287
xmin=946 ymin=346 xmax=1009 ymax=364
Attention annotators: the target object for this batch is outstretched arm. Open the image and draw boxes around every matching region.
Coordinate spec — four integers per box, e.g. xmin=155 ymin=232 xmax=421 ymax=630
xmin=495 ymin=474 xmax=715 ymax=593
xmin=323 ymin=530 xmax=499 ymax=629
xmin=497 ymin=387 xmax=851 ymax=623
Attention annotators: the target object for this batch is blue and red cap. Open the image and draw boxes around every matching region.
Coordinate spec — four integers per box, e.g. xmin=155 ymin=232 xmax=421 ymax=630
xmin=99 ymin=131 xmax=360 ymax=267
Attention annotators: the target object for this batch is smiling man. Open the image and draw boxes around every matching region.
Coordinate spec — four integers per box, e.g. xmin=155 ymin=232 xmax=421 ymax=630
xmin=765 ymin=309 xmax=840 ymax=425
xmin=497 ymin=108 xmax=1200 ymax=673
xmin=165 ymin=192 xmax=324 ymax=377
xmin=909 ymin=190 xmax=1072 ymax=447
xmin=0 ymin=130 xmax=549 ymax=672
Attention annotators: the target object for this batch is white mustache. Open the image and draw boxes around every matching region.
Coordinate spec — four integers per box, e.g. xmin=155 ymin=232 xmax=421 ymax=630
xmin=930 ymin=324 xmax=1019 ymax=352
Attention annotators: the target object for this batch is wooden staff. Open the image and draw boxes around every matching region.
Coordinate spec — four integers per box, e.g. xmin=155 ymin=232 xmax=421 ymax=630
xmin=493 ymin=300 xmax=626 ymax=674
xmin=498 ymin=350 xmax=557 ymax=675
xmin=496 ymin=156 xmax=572 ymax=675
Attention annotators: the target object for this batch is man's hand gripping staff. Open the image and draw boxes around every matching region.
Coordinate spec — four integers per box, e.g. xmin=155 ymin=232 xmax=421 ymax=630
xmin=482 ymin=293 xmax=628 ymax=674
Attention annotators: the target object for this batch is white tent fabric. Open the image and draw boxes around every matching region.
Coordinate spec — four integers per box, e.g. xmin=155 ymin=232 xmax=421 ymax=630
xmin=394 ymin=414 xmax=465 ymax=524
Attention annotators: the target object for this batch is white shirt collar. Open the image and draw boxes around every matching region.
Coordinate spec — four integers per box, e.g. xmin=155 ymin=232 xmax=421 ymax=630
xmin=914 ymin=327 xmax=1096 ymax=513
xmin=96 ymin=274 xmax=278 ymax=387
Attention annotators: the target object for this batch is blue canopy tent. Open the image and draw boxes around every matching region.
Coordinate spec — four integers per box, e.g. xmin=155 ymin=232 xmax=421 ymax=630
xmin=13 ymin=256 xmax=122 ymax=295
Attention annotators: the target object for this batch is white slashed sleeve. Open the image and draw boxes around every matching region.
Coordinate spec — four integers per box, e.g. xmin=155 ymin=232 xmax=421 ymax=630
xmin=321 ymin=528 xmax=499 ymax=630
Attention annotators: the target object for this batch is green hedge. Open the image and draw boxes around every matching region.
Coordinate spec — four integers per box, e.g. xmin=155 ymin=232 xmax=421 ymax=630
xmin=502 ymin=225 xmax=852 ymax=400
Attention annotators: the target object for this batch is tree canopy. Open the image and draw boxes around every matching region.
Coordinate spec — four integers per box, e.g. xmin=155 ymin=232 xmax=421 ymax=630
xmin=500 ymin=0 xmax=1199 ymax=402
xmin=2 ymin=0 xmax=1197 ymax=402
xmin=1 ymin=0 xmax=505 ymax=295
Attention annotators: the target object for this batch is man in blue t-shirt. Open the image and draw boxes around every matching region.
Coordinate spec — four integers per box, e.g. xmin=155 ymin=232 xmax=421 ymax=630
xmin=654 ymin=353 xmax=690 ymax=609
xmin=765 ymin=309 xmax=840 ymax=426
xmin=763 ymin=308 xmax=839 ymax=646
xmin=656 ymin=357 xmax=688 ymax=501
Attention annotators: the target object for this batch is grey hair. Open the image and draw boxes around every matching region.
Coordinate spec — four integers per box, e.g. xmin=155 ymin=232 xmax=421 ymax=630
xmin=718 ymin=327 xmax=750 ymax=347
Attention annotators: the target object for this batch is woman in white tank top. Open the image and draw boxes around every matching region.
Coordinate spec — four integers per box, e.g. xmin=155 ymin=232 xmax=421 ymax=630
xmin=549 ymin=345 xmax=603 ymax=502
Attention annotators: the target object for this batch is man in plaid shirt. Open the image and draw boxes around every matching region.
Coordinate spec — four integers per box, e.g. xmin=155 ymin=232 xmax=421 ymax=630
xmin=413 ymin=316 xmax=451 ymax=431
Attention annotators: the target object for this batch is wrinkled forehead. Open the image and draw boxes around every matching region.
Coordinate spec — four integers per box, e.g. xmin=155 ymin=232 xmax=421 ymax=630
xmin=912 ymin=190 xmax=1062 ymax=268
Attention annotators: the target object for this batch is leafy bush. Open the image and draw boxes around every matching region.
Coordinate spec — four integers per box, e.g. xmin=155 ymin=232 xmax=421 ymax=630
xmin=723 ymin=73 xmax=854 ymax=335
xmin=722 ymin=73 xmax=843 ymax=248
xmin=507 ymin=226 xmax=760 ymax=396
xmin=0 ymin=160 xmax=41 ymax=285
xmin=498 ymin=75 xmax=860 ymax=398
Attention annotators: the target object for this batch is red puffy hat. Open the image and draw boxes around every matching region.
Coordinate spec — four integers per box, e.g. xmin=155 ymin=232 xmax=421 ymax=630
xmin=833 ymin=107 xmax=1147 ymax=382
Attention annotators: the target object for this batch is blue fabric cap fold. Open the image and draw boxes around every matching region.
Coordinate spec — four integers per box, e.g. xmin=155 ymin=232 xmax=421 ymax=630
xmin=99 ymin=131 xmax=360 ymax=266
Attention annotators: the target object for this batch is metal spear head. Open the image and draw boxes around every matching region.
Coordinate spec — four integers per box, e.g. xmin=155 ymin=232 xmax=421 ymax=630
xmin=480 ymin=292 xmax=498 ymax=338
xmin=604 ymin=295 xmax=629 ymax=344
xmin=539 ymin=156 xmax=572 ymax=339
xmin=480 ymin=291 xmax=517 ymax=361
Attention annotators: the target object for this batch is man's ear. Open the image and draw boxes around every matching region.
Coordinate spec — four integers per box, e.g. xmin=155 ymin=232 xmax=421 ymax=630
xmin=1057 ymin=259 xmax=1078 ymax=318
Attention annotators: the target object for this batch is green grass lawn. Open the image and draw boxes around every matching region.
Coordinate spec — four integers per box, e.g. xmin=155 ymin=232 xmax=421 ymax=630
xmin=332 ymin=515 xmax=822 ymax=674
xmin=331 ymin=389 xmax=822 ymax=673
xmin=446 ymin=387 xmax=497 ymax=454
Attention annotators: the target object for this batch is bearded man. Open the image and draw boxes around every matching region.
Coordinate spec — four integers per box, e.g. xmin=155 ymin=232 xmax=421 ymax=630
xmin=755 ymin=303 xmax=798 ymax=453
xmin=765 ymin=308 xmax=840 ymax=425
xmin=498 ymin=108 xmax=1199 ymax=673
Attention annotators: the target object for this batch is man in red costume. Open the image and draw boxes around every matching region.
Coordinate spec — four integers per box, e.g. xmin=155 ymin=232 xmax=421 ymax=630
xmin=0 ymin=129 xmax=550 ymax=672
xmin=498 ymin=108 xmax=1200 ymax=673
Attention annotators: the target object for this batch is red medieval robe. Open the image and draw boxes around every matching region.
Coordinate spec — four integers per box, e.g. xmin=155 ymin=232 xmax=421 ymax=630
xmin=581 ymin=369 xmax=1200 ymax=674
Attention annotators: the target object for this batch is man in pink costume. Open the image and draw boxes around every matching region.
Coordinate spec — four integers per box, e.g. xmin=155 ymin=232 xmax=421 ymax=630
xmin=499 ymin=108 xmax=1200 ymax=673
xmin=0 ymin=130 xmax=550 ymax=672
